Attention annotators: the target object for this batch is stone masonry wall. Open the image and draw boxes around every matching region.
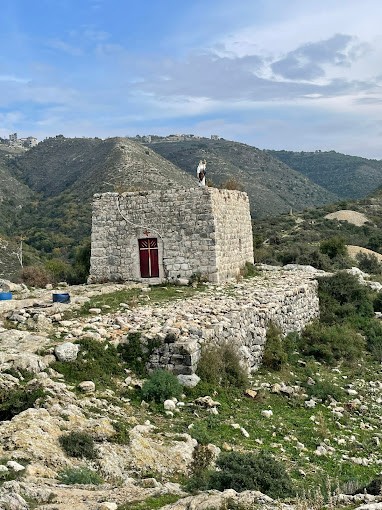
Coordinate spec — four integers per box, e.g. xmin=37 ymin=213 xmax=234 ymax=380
xmin=210 ymin=189 xmax=254 ymax=282
xmin=146 ymin=270 xmax=319 ymax=374
xmin=89 ymin=188 xmax=253 ymax=284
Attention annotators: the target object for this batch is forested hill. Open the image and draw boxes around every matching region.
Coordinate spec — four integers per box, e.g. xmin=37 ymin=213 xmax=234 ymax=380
xmin=1 ymin=136 xmax=196 ymax=275
xmin=267 ymin=150 xmax=382 ymax=199
xmin=146 ymin=139 xmax=339 ymax=218
xmin=7 ymin=136 xmax=195 ymax=198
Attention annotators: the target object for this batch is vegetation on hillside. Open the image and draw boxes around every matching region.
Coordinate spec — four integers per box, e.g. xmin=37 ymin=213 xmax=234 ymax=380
xmin=148 ymin=138 xmax=338 ymax=219
xmin=252 ymin=191 xmax=382 ymax=273
xmin=268 ymin=149 xmax=382 ymax=199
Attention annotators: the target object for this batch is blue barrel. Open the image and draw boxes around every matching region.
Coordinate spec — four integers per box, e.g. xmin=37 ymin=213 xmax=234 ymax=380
xmin=0 ymin=292 xmax=12 ymax=301
xmin=53 ymin=293 xmax=70 ymax=304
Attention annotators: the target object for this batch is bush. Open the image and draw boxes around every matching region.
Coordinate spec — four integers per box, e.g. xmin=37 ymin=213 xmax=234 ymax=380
xmin=356 ymin=252 xmax=382 ymax=274
xmin=0 ymin=387 xmax=45 ymax=421
xmin=206 ymin=451 xmax=295 ymax=498
xmin=304 ymin=379 xmax=345 ymax=403
xmin=141 ymin=370 xmax=182 ymax=403
xmin=57 ymin=466 xmax=103 ymax=485
xmin=318 ymin=272 xmax=374 ymax=324
xmin=20 ymin=266 xmax=52 ymax=288
xmin=348 ymin=316 xmax=382 ymax=362
xmin=374 ymin=293 xmax=382 ymax=313
xmin=320 ymin=237 xmax=347 ymax=259
xmin=240 ymin=261 xmax=257 ymax=278
xmin=52 ymin=338 xmax=125 ymax=389
xmin=118 ymin=333 xmax=160 ymax=377
xmin=296 ymin=249 xmax=331 ymax=271
xmin=44 ymin=258 xmax=72 ymax=283
xmin=70 ymin=240 xmax=91 ymax=283
xmin=189 ymin=415 xmax=221 ymax=445
xmin=59 ymin=431 xmax=97 ymax=459
xmin=185 ymin=444 xmax=215 ymax=493
xmin=261 ymin=323 xmax=287 ymax=371
xmin=196 ymin=343 xmax=248 ymax=388
xmin=220 ymin=178 xmax=244 ymax=191
xmin=299 ymin=321 xmax=366 ymax=365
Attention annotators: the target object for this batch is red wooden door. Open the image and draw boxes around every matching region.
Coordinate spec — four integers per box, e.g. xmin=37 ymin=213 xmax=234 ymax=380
xmin=139 ymin=238 xmax=159 ymax=278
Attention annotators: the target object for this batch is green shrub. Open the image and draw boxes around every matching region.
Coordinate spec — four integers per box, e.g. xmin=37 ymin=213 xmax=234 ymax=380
xmin=185 ymin=444 xmax=215 ymax=493
xmin=196 ymin=343 xmax=248 ymax=388
xmin=52 ymin=338 xmax=124 ymax=388
xmin=318 ymin=272 xmax=374 ymax=324
xmin=261 ymin=323 xmax=287 ymax=371
xmin=118 ymin=333 xmax=160 ymax=377
xmin=295 ymin=249 xmax=331 ymax=271
xmin=374 ymin=293 xmax=382 ymax=313
xmin=44 ymin=258 xmax=72 ymax=283
xmin=356 ymin=252 xmax=382 ymax=274
xmin=320 ymin=237 xmax=347 ymax=259
xmin=118 ymin=494 xmax=181 ymax=510
xmin=59 ymin=431 xmax=97 ymax=459
xmin=240 ymin=261 xmax=257 ymax=278
xmin=206 ymin=451 xmax=295 ymax=498
xmin=348 ymin=316 xmax=382 ymax=362
xmin=367 ymin=235 xmax=382 ymax=253
xmin=299 ymin=321 xmax=366 ymax=365
xmin=141 ymin=370 xmax=182 ymax=403
xmin=189 ymin=415 xmax=221 ymax=445
xmin=111 ymin=421 xmax=131 ymax=444
xmin=0 ymin=387 xmax=45 ymax=421
xmin=57 ymin=466 xmax=103 ymax=485
xmin=304 ymin=379 xmax=345 ymax=403
xmin=69 ymin=240 xmax=91 ymax=284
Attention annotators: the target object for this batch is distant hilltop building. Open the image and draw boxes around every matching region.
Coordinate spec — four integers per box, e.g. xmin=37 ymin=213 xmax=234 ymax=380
xmin=135 ymin=134 xmax=223 ymax=143
xmin=89 ymin=187 xmax=254 ymax=285
xmin=2 ymin=133 xmax=38 ymax=149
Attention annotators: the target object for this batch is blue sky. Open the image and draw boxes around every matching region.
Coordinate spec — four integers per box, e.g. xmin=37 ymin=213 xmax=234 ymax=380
xmin=1 ymin=0 xmax=382 ymax=157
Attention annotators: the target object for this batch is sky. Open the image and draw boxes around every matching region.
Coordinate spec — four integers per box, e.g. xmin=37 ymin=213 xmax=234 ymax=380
xmin=1 ymin=0 xmax=382 ymax=158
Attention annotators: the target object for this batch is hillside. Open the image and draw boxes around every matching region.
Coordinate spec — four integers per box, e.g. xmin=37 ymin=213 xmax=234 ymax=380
xmin=0 ymin=146 xmax=36 ymax=237
xmin=268 ymin=150 xmax=382 ymax=199
xmin=252 ymin=185 xmax=382 ymax=270
xmin=146 ymin=139 xmax=339 ymax=218
xmin=0 ymin=269 xmax=382 ymax=508
xmin=8 ymin=136 xmax=196 ymax=198
xmin=3 ymin=136 xmax=196 ymax=265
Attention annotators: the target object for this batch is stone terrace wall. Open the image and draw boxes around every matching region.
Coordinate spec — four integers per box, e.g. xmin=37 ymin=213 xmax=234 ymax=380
xmin=89 ymin=188 xmax=253 ymax=284
xmin=146 ymin=271 xmax=319 ymax=374
xmin=210 ymin=189 xmax=254 ymax=282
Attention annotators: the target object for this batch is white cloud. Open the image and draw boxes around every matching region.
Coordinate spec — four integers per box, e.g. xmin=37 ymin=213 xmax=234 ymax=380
xmin=0 ymin=75 xmax=30 ymax=84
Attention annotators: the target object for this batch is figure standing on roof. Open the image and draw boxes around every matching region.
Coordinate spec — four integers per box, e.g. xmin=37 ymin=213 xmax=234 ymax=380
xmin=197 ymin=159 xmax=207 ymax=187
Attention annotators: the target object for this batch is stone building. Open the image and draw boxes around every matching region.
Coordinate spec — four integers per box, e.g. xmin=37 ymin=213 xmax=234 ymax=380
xmin=89 ymin=187 xmax=254 ymax=284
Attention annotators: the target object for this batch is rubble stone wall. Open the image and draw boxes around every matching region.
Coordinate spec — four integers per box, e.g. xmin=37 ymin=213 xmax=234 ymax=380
xmin=89 ymin=188 xmax=254 ymax=284
xmin=145 ymin=272 xmax=320 ymax=374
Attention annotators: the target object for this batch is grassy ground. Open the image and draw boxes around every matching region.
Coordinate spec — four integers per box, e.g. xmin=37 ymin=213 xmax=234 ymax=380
xmin=121 ymin=352 xmax=382 ymax=497
xmin=68 ymin=284 xmax=207 ymax=317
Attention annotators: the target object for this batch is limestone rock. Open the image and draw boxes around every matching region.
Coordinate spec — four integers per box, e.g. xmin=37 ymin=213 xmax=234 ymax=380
xmin=6 ymin=461 xmax=25 ymax=472
xmin=195 ymin=396 xmax=221 ymax=408
xmin=177 ymin=374 xmax=200 ymax=388
xmin=158 ymin=489 xmax=280 ymax=510
xmin=99 ymin=503 xmax=118 ymax=510
xmin=78 ymin=380 xmax=96 ymax=393
xmin=164 ymin=400 xmax=176 ymax=411
xmin=127 ymin=423 xmax=197 ymax=476
xmin=0 ymin=491 xmax=29 ymax=510
xmin=54 ymin=342 xmax=80 ymax=362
